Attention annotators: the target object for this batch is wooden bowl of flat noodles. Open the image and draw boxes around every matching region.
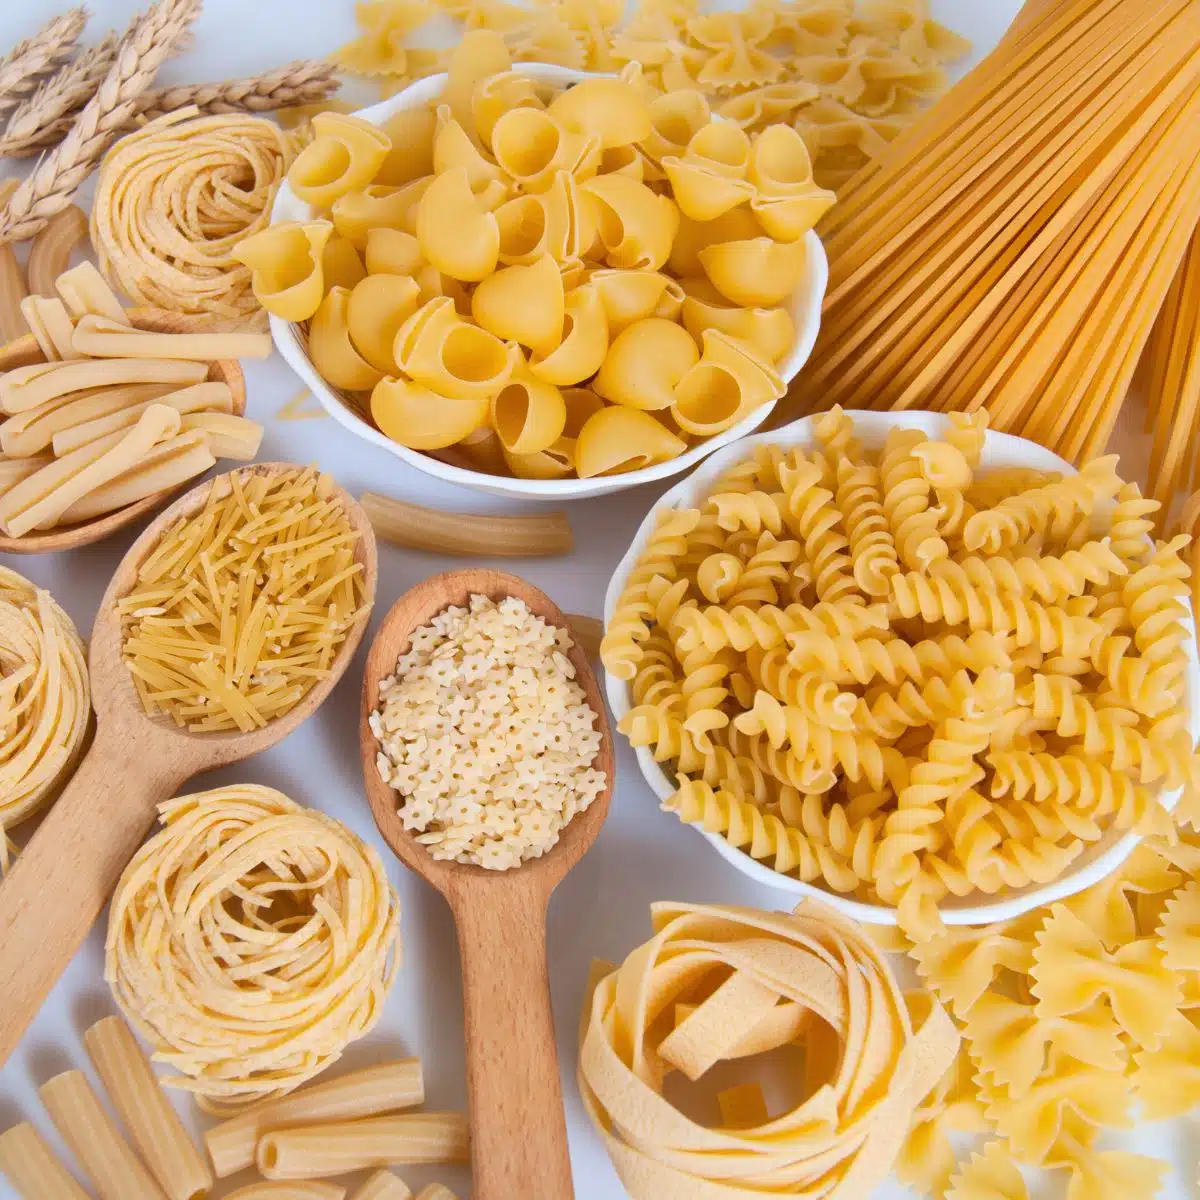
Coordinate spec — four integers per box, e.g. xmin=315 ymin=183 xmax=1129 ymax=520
xmin=0 ymin=309 xmax=246 ymax=554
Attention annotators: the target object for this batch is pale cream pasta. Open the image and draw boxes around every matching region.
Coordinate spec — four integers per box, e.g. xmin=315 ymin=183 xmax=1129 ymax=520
xmin=0 ymin=1122 xmax=91 ymax=1200
xmin=226 ymin=1184 xmax=345 ymax=1200
xmin=349 ymin=1170 xmax=412 ymax=1200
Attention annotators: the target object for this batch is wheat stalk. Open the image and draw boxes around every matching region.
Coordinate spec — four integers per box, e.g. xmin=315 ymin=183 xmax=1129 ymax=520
xmin=0 ymin=8 xmax=89 ymax=115
xmin=0 ymin=34 xmax=119 ymax=158
xmin=0 ymin=0 xmax=202 ymax=244
xmin=134 ymin=59 xmax=340 ymax=121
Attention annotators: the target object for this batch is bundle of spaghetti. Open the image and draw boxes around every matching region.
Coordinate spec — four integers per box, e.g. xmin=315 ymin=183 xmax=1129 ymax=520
xmin=119 ymin=466 xmax=369 ymax=732
xmin=0 ymin=565 xmax=90 ymax=841
xmin=106 ymin=784 xmax=401 ymax=1115
xmin=779 ymin=0 xmax=1200 ymax=463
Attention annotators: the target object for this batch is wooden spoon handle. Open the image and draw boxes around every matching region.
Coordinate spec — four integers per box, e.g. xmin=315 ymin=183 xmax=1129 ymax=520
xmin=0 ymin=723 xmax=193 ymax=1067
xmin=452 ymin=884 xmax=574 ymax=1200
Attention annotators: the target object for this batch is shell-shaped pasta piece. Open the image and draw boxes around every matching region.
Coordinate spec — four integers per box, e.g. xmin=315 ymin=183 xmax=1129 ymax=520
xmin=377 ymin=107 xmax=437 ymax=186
xmin=413 ymin=264 xmax=472 ymax=316
xmin=433 ymin=104 xmax=505 ymax=189
xmin=309 ymin=286 xmax=384 ymax=392
xmin=548 ymin=77 xmax=653 ymax=149
xmin=444 ymin=30 xmax=513 ymax=134
xmin=528 ymin=283 xmax=609 ymax=385
xmin=416 ymin=167 xmax=500 ymax=281
xmin=588 ymin=269 xmax=685 ymax=335
xmin=668 ymin=206 xmax=761 ymax=277
xmin=474 ymin=70 xmax=544 ymax=148
xmin=495 ymin=194 xmax=549 ymax=265
xmin=700 ymin=235 xmax=808 ymax=306
xmin=681 ymin=276 xmax=794 ymax=363
xmin=365 ymin=228 xmax=423 ymax=275
xmin=371 ymin=376 xmax=490 ymax=449
xmin=593 ymin=317 xmax=699 ymax=411
xmin=232 ymin=220 xmax=331 ymax=322
xmin=717 ymin=83 xmax=820 ymax=131
xmin=322 ymin=235 xmax=367 ymax=291
xmin=490 ymin=108 xmax=600 ymax=194
xmin=672 ymin=329 xmax=784 ymax=435
xmin=490 ymin=365 xmax=567 ymax=454
xmin=346 ymin=273 xmax=422 ymax=373
xmin=748 ymin=123 xmax=818 ymax=195
xmin=580 ymin=175 xmax=679 ymax=271
xmin=576 ymin=406 xmax=687 ymax=477
xmin=457 ymin=424 xmax=509 ymax=474
xmin=662 ymin=160 xmax=753 ymax=222
xmin=288 ymin=113 xmax=391 ymax=208
xmin=641 ymin=89 xmax=711 ymax=162
xmin=561 ymin=386 xmax=605 ymax=435
xmin=332 ymin=186 xmax=414 ymax=248
xmin=681 ymin=121 xmax=752 ymax=179
xmin=599 ymin=144 xmax=659 ymax=182
xmin=394 ymin=295 xmax=517 ymax=398
xmin=503 ymin=435 xmax=577 ymax=480
xmin=559 ymin=256 xmax=588 ymax=290
xmin=470 ymin=253 xmax=565 ymax=358
xmin=751 ymin=191 xmax=836 ymax=242
xmin=544 ymin=171 xmax=595 ymax=262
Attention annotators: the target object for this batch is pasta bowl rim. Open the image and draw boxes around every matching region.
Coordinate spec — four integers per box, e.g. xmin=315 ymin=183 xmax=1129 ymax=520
xmin=602 ymin=410 xmax=1200 ymax=926
xmin=267 ymin=64 xmax=829 ymax=500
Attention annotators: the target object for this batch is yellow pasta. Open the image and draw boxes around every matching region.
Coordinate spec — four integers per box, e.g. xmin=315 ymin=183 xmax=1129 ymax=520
xmin=53 ymin=262 xmax=129 ymax=326
xmin=393 ymin=296 xmax=516 ymax=397
xmin=364 ymin=228 xmax=423 ymax=276
xmin=671 ymin=329 xmax=786 ymax=435
xmin=700 ymin=233 xmax=808 ymax=306
xmin=226 ymin=1183 xmax=346 ymax=1200
xmin=346 ymin=273 xmax=422 ymax=373
xmin=231 ymin=221 xmax=332 ymax=322
xmin=416 ymin=166 xmax=500 ymax=281
xmin=490 ymin=367 xmax=566 ymax=454
xmin=0 ymin=1122 xmax=91 ymax=1200
xmin=377 ymin=107 xmax=438 ymax=186
xmin=576 ymin=406 xmax=686 ymax=477
xmin=471 ymin=253 xmax=564 ymax=356
xmin=680 ymin=277 xmax=794 ymax=364
xmin=322 ymin=234 xmax=368 ymax=291
xmin=371 ymin=376 xmax=490 ymax=449
xmin=288 ymin=112 xmax=391 ymax=208
xmin=310 ymin=287 xmax=386 ymax=391
xmin=593 ymin=317 xmax=699 ymax=410
xmin=70 ymin=315 xmax=271 ymax=361
xmin=547 ymin=76 xmax=653 ymax=149
xmin=348 ymin=1172 xmax=411 ymax=1200
xmin=579 ymin=175 xmax=679 ymax=270
xmin=528 ymin=283 xmax=609 ymax=385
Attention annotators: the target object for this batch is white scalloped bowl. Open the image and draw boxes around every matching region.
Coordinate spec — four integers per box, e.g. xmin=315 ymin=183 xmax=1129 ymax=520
xmin=268 ymin=65 xmax=828 ymax=500
xmin=604 ymin=411 xmax=1200 ymax=926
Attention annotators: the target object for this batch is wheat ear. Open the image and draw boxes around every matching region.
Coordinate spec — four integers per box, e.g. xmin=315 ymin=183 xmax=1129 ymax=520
xmin=0 ymin=34 xmax=119 ymax=158
xmin=134 ymin=59 xmax=340 ymax=121
xmin=0 ymin=8 xmax=89 ymax=115
xmin=0 ymin=0 xmax=202 ymax=244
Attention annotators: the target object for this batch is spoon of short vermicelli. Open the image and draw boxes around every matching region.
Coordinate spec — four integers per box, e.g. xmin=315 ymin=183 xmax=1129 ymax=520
xmin=0 ymin=462 xmax=377 ymax=1066
xmin=359 ymin=569 xmax=615 ymax=1200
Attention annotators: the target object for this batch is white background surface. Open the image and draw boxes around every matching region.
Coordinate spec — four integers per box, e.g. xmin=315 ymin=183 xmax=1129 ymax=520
xmin=9 ymin=3 xmax=1191 ymax=1199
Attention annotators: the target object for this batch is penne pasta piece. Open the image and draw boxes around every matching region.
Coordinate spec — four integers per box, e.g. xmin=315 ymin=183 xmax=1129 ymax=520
xmin=54 ymin=262 xmax=130 ymax=325
xmin=178 ymin=413 xmax=264 ymax=460
xmin=26 ymin=205 xmax=89 ymax=298
xmin=0 ymin=359 xmax=208 ymax=415
xmin=205 ymin=1061 xmax=424 ymax=1178
xmin=71 ymin=315 xmax=271 ymax=360
xmin=565 ymin=613 xmax=603 ymax=660
xmin=349 ymin=1170 xmax=412 ymax=1200
xmin=40 ymin=1070 xmax=167 ymax=1200
xmin=257 ymin=1114 xmax=469 ymax=1181
xmin=84 ymin=1017 xmax=213 ymax=1200
xmin=0 ymin=1122 xmax=91 ymax=1200
xmin=361 ymin=491 xmax=572 ymax=556
xmin=19 ymin=296 xmax=79 ymax=362
xmin=226 ymin=1185 xmax=345 ymax=1200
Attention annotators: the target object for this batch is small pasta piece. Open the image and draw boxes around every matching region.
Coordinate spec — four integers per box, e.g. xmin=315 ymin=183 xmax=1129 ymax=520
xmin=593 ymin=317 xmax=698 ymax=410
xmin=394 ymin=297 xmax=516 ymax=398
xmin=233 ymin=221 xmax=332 ymax=322
xmin=528 ymin=283 xmax=609 ymax=385
xmin=26 ymin=204 xmax=89 ymax=298
xmin=0 ymin=1122 xmax=90 ymax=1200
xmin=309 ymin=286 xmax=386 ymax=391
xmin=547 ymin=76 xmax=652 ymax=149
xmin=226 ymin=1185 xmax=345 ymax=1200
xmin=699 ymin=234 xmax=808 ymax=307
xmin=575 ymin=406 xmax=686 ymax=477
xmin=579 ymin=175 xmax=680 ymax=270
xmin=416 ymin=167 xmax=500 ymax=282
xmin=288 ymin=112 xmax=391 ymax=207
xmin=371 ymin=377 xmax=490 ymax=450
xmin=671 ymin=329 xmax=785 ymax=435
xmin=70 ymin=315 xmax=271 ymax=361
xmin=414 ymin=1187 xmax=458 ymax=1200
xmin=471 ymin=253 xmax=565 ymax=357
xmin=322 ymin=234 xmax=367 ymax=291
xmin=346 ymin=274 xmax=422 ymax=374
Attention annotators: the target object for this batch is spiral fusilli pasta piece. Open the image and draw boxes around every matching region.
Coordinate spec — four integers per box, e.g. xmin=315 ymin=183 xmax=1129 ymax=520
xmin=778 ymin=456 xmax=859 ymax=602
xmin=785 ymin=629 xmax=1012 ymax=687
xmin=881 ymin=426 xmax=948 ymax=570
xmin=836 ymin=457 xmax=900 ymax=597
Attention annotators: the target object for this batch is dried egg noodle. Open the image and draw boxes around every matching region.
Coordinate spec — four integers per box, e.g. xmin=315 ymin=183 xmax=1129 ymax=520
xmin=105 ymin=785 xmax=401 ymax=1115
xmin=0 ymin=566 xmax=90 ymax=867
xmin=119 ymin=466 xmax=368 ymax=732
xmin=91 ymin=109 xmax=298 ymax=329
xmin=578 ymin=899 xmax=959 ymax=1198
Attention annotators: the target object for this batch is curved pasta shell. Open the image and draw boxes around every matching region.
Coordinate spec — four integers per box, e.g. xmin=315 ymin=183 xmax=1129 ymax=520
xmin=662 ymin=159 xmax=753 ymax=222
xmin=365 ymin=228 xmax=423 ymax=275
xmin=668 ymin=206 xmax=761 ymax=277
xmin=641 ymin=89 xmax=711 ymax=162
xmin=288 ymin=113 xmax=391 ymax=208
xmin=748 ymin=123 xmax=818 ymax=196
xmin=671 ymin=329 xmax=784 ymax=435
xmin=393 ymin=295 xmax=517 ymax=398
xmin=680 ymin=277 xmax=794 ymax=364
xmin=470 ymin=253 xmax=565 ymax=358
xmin=503 ymin=435 xmax=577 ymax=480
xmin=377 ymin=107 xmax=437 ymax=185
xmin=561 ymin=386 xmax=605 ymax=436
xmin=576 ymin=406 xmax=686 ymax=477
xmin=414 ymin=264 xmax=472 ymax=316
xmin=322 ymin=235 xmax=367 ymax=291
xmin=683 ymin=121 xmax=752 ymax=178
xmin=232 ymin=220 xmax=332 ymax=322
xmin=491 ymin=365 xmax=567 ymax=454
xmin=588 ymin=269 xmax=684 ymax=335
xmin=444 ymin=30 xmax=513 ymax=133
xmin=700 ymin=235 xmax=808 ymax=306
xmin=600 ymin=144 xmax=647 ymax=182
xmin=457 ymin=424 xmax=509 ymax=474
xmin=751 ymin=191 xmax=835 ymax=242
xmin=548 ymin=78 xmax=653 ymax=149
xmin=544 ymin=171 xmax=594 ymax=263
xmin=332 ymin=186 xmax=415 ymax=248
xmin=309 ymin=286 xmax=384 ymax=391
xmin=473 ymin=70 xmax=544 ymax=148
xmin=433 ymin=105 xmax=505 ymax=189
xmin=416 ymin=166 xmax=500 ymax=281
xmin=593 ymin=317 xmax=699 ymax=411
xmin=559 ymin=257 xmax=588 ymax=290
xmin=529 ymin=284 xmax=609 ymax=385
xmin=580 ymin=175 xmax=680 ymax=271
xmin=371 ymin=376 xmax=490 ymax=450
xmin=346 ymin=273 xmax=422 ymax=373
xmin=491 ymin=108 xmax=600 ymax=194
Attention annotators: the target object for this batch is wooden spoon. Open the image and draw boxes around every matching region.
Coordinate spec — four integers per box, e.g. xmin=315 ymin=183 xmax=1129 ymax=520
xmin=360 ymin=569 xmax=614 ymax=1200
xmin=0 ymin=463 xmax=377 ymax=1067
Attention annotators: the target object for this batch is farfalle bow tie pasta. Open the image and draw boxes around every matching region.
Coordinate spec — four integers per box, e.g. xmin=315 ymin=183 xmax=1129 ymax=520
xmin=578 ymin=899 xmax=960 ymax=1198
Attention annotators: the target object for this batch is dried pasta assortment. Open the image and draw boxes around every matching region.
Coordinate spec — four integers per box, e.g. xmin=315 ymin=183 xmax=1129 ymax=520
xmin=0 ymin=566 xmax=89 ymax=871
xmin=106 ymin=785 xmax=401 ymax=1115
xmin=119 ymin=465 xmax=369 ymax=731
xmin=578 ymin=898 xmax=960 ymax=1198
xmin=370 ymin=593 xmax=606 ymax=869
xmin=603 ymin=409 xmax=1200 ymax=937
xmin=334 ymin=0 xmax=970 ymax=193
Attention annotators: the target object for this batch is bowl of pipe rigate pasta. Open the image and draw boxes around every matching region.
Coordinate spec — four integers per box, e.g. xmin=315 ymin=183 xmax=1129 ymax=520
xmin=601 ymin=407 xmax=1200 ymax=936
xmin=253 ymin=41 xmax=828 ymax=499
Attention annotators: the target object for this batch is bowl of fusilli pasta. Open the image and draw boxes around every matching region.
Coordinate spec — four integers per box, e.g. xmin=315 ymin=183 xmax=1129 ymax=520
xmin=601 ymin=408 xmax=1200 ymax=935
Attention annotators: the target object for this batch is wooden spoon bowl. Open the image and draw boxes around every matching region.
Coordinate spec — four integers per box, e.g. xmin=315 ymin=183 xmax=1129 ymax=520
xmin=0 ymin=308 xmax=246 ymax=554
xmin=360 ymin=569 xmax=615 ymax=1200
xmin=0 ymin=463 xmax=377 ymax=1067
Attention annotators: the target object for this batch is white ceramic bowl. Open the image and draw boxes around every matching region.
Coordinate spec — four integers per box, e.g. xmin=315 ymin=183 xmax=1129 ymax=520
xmin=604 ymin=411 xmax=1200 ymax=926
xmin=268 ymin=65 xmax=829 ymax=500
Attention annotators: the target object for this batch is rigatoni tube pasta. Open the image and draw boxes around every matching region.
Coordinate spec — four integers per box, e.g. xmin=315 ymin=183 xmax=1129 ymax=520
xmin=350 ymin=1172 xmax=413 ymax=1200
xmin=225 ymin=1185 xmax=346 ymax=1200
xmin=0 ymin=1122 xmax=91 ymax=1200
